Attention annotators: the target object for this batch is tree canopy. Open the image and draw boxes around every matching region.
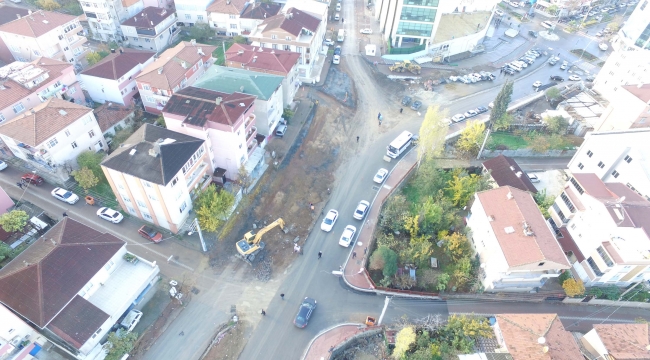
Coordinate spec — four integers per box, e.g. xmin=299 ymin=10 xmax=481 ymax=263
xmin=0 ymin=210 xmax=29 ymax=234
xmin=417 ymin=105 xmax=448 ymax=165
xmin=194 ymin=185 xmax=235 ymax=232
xmin=77 ymin=151 xmax=106 ymax=182
xmin=188 ymin=23 xmax=214 ymax=42
xmin=456 ymin=121 xmax=485 ymax=157
xmin=105 ymin=331 xmax=138 ymax=360
xmin=72 ymin=167 xmax=99 ymax=190
xmin=489 ymin=81 xmax=513 ymax=127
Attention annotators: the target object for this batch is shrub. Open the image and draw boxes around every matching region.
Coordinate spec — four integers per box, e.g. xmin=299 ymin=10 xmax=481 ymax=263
xmin=563 ymin=278 xmax=585 ymax=297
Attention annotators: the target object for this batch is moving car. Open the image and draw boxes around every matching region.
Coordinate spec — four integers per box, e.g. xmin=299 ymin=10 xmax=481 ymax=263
xmin=97 ymin=207 xmax=124 ymax=223
xmin=528 ymin=30 xmax=538 ymax=38
xmin=463 ymin=109 xmax=478 ymax=118
xmin=138 ymin=225 xmax=163 ymax=243
xmin=569 ymin=75 xmax=581 ymax=81
xmin=533 ymin=81 xmax=542 ymax=88
xmin=293 ymin=297 xmax=317 ymax=328
xmin=321 ymin=209 xmax=339 ymax=232
xmin=550 ymin=75 xmax=564 ymax=81
xmin=541 ymin=21 xmax=554 ymax=29
xmin=373 ymin=168 xmax=389 ymax=183
xmin=51 ymin=188 xmax=79 ymax=204
xmin=332 ymin=55 xmax=340 ymax=64
xmin=0 ymin=160 xmax=6 ymax=171
xmin=21 ymin=173 xmax=43 ymax=185
xmin=452 ymin=114 xmax=466 ymax=122
xmin=475 ymin=106 xmax=489 ymax=114
xmin=401 ymin=96 xmax=412 ymax=106
xmin=353 ymin=200 xmax=370 ymax=220
xmin=495 ymin=9 xmax=504 ymax=16
xmin=338 ymin=225 xmax=357 ymax=247
xmin=360 ymin=28 xmax=372 ymax=34
xmin=410 ymin=100 xmax=422 ymax=111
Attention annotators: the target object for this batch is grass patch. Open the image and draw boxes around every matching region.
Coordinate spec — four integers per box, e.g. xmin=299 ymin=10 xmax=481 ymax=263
xmin=212 ymin=41 xmax=233 ymax=66
xmin=487 ymin=132 xmax=529 ymax=150
xmin=570 ymin=49 xmax=598 ymax=61
xmin=623 ymin=290 xmax=650 ymax=302
xmin=487 ymin=131 xmax=579 ymax=151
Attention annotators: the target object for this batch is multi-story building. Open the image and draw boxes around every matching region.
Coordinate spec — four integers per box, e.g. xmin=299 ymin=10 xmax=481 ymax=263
xmin=0 ymin=57 xmax=85 ymax=124
xmin=175 ymin=0 xmax=215 ymax=26
xmin=193 ymin=66 xmax=284 ymax=136
xmin=135 ymin=40 xmax=216 ymax=114
xmin=595 ymin=84 xmax=650 ymax=131
xmin=80 ymin=0 xmax=144 ymax=42
xmin=79 ymin=48 xmax=155 ymax=105
xmin=0 ymin=10 xmax=87 ymax=64
xmin=163 ymin=86 xmax=259 ymax=181
xmin=0 ymin=7 xmax=30 ymax=64
xmin=142 ymin=0 xmax=175 ymax=9
xmin=467 ymin=186 xmax=570 ymax=292
xmin=282 ymin=0 xmax=329 ymax=23
xmin=594 ymin=1 xmax=650 ymax=100
xmin=567 ymin=128 xmax=650 ymax=200
xmin=224 ymin=43 xmax=300 ymax=107
xmin=207 ymin=0 xmax=249 ymax=36
xmin=247 ymin=8 xmax=324 ymax=80
xmin=548 ymin=173 xmax=650 ymax=287
xmin=581 ymin=324 xmax=650 ymax=359
xmin=120 ymin=7 xmax=179 ymax=53
xmin=239 ymin=2 xmax=282 ymax=35
xmin=481 ymin=155 xmax=538 ymax=194
xmin=0 ymin=304 xmax=52 ymax=360
xmin=101 ymin=124 xmax=213 ymax=233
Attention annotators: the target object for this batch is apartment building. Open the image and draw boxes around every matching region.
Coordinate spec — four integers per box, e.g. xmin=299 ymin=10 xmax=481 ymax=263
xmin=175 ymin=0 xmax=215 ymax=26
xmin=567 ymin=128 xmax=650 ymax=200
xmin=0 ymin=7 xmax=30 ymax=64
xmin=595 ymin=84 xmax=650 ymax=131
xmin=239 ymin=2 xmax=282 ymax=35
xmin=548 ymin=173 xmax=650 ymax=287
xmin=207 ymin=0 xmax=249 ymax=36
xmin=120 ymin=7 xmax=179 ymax=53
xmin=101 ymin=124 xmax=213 ymax=233
xmin=0 ymin=305 xmax=51 ymax=360
xmin=0 ymin=57 xmax=85 ymax=124
xmin=0 ymin=10 xmax=87 ymax=64
xmin=79 ymin=48 xmax=155 ymax=105
xmin=135 ymin=40 xmax=216 ymax=114
xmin=80 ymin=0 xmax=144 ymax=42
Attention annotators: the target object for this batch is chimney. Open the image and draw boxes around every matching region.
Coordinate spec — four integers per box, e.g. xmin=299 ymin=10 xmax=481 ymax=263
xmin=252 ymin=56 xmax=257 ymax=62
xmin=157 ymin=67 xmax=164 ymax=74
xmin=509 ymin=166 xmax=515 ymax=171
xmin=216 ymin=97 xmax=222 ymax=105
xmin=515 ymin=171 xmax=522 ymax=178
xmin=149 ymin=143 xmax=160 ymax=157
xmin=28 ymin=10 xmax=32 ymax=15
xmin=237 ymin=49 xmax=244 ymax=55
xmin=181 ymin=61 xmax=187 ymax=68
xmin=190 ymin=39 xmax=196 ymax=46
xmin=506 ymin=192 xmax=513 ymax=200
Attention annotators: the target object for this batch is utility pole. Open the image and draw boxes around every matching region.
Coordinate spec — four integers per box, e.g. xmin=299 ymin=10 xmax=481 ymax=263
xmin=477 ymin=128 xmax=491 ymax=160
xmin=188 ymin=218 xmax=207 ymax=252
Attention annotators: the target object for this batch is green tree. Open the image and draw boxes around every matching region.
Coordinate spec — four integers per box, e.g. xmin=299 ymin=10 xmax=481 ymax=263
xmin=72 ymin=167 xmax=99 ymax=190
xmin=379 ymin=194 xmax=410 ymax=233
xmin=394 ymin=326 xmax=417 ymax=359
xmin=489 ymin=81 xmax=514 ymax=127
xmin=533 ymin=189 xmax=555 ymax=218
xmin=194 ymin=185 xmax=235 ymax=232
xmin=188 ymin=23 xmax=214 ymax=42
xmin=492 ymin=113 xmax=513 ymax=132
xmin=154 ymin=115 xmax=166 ymax=128
xmin=445 ymin=314 xmax=493 ymax=345
xmin=441 ymin=232 xmax=471 ymax=262
xmin=86 ymin=52 xmax=102 ymax=65
xmin=417 ymin=105 xmax=448 ymax=165
xmin=445 ymin=171 xmax=484 ymax=207
xmin=545 ymin=115 xmax=569 ymax=134
xmin=233 ymin=35 xmax=247 ymax=44
xmin=547 ymin=5 xmax=559 ymax=14
xmin=381 ymin=246 xmax=398 ymax=279
xmin=37 ymin=0 xmax=61 ymax=10
xmin=545 ymin=87 xmax=562 ymax=101
xmin=562 ymin=278 xmax=586 ymax=297
xmin=0 ymin=210 xmax=29 ymax=234
xmin=0 ymin=242 xmax=12 ymax=262
xmin=77 ymin=151 xmax=106 ymax=182
xmin=61 ymin=1 xmax=83 ymax=15
xmin=105 ymin=331 xmax=138 ymax=360
xmin=436 ymin=273 xmax=450 ymax=292
xmin=282 ymin=107 xmax=295 ymax=119
xmin=456 ymin=121 xmax=485 ymax=157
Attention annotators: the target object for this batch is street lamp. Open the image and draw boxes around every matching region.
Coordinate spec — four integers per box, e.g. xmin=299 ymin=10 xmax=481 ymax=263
xmin=187 ymin=217 xmax=207 ymax=252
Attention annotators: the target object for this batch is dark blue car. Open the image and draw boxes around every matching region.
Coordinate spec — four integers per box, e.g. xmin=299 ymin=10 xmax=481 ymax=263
xmin=293 ymin=297 xmax=317 ymax=328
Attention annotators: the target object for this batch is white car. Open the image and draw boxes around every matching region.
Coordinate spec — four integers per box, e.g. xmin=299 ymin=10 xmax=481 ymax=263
xmin=599 ymin=43 xmax=609 ymax=51
xmin=333 ymin=55 xmax=340 ymax=64
xmin=373 ymin=168 xmax=389 ymax=184
xmin=353 ymin=200 xmax=370 ymax=220
xmin=97 ymin=207 xmax=124 ymax=224
xmin=0 ymin=160 xmax=7 ymax=171
xmin=541 ymin=21 xmax=554 ymax=29
xmin=510 ymin=1 xmax=519 ymax=7
xmin=495 ymin=9 xmax=504 ymax=16
xmin=442 ymin=118 xmax=452 ymax=126
xmin=533 ymin=81 xmax=542 ymax=88
xmin=360 ymin=28 xmax=372 ymax=34
xmin=338 ymin=225 xmax=357 ymax=247
xmin=51 ymin=188 xmax=79 ymax=204
xmin=569 ymin=75 xmax=581 ymax=81
xmin=488 ymin=102 xmax=494 ymax=109
xmin=324 ymin=39 xmax=335 ymax=46
xmin=463 ymin=110 xmax=478 ymax=118
xmin=321 ymin=209 xmax=339 ymax=232
xmin=452 ymin=114 xmax=466 ymax=122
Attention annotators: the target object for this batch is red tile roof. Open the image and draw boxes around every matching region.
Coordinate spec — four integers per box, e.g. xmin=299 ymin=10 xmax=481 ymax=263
xmin=476 ymin=186 xmax=570 ymax=268
xmin=163 ymin=86 xmax=256 ymax=127
xmin=240 ymin=2 xmax=281 ymax=20
xmin=207 ymin=0 xmax=249 ymax=14
xmin=622 ymin=84 xmax=650 ymax=103
xmin=225 ymin=43 xmax=300 ymax=75
xmin=0 ymin=10 xmax=78 ymax=38
xmin=573 ymin=173 xmax=617 ymax=199
xmin=591 ymin=324 xmax=650 ymax=359
xmin=94 ymin=102 xmax=134 ymax=133
xmin=482 ymin=155 xmax=538 ymax=193
xmin=0 ymin=218 xmax=124 ymax=328
xmin=258 ymin=8 xmax=320 ymax=37
xmin=81 ymin=49 xmax=154 ymax=80
xmin=122 ymin=7 xmax=174 ymax=28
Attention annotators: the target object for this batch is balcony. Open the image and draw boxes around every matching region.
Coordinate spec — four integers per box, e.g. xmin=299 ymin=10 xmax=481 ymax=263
xmin=246 ymin=136 xmax=258 ymax=156
xmin=244 ymin=114 xmax=256 ymax=130
xmin=246 ymin=126 xmax=257 ymax=142
xmin=185 ymin=162 xmax=209 ymax=189
xmin=39 ymin=83 xmax=65 ymax=100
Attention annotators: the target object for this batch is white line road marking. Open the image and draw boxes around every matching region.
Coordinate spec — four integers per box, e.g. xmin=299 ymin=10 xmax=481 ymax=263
xmin=378 ymin=296 xmax=391 ymax=325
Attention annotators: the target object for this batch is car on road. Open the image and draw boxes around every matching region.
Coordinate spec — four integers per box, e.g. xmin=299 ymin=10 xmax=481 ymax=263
xmin=138 ymin=225 xmax=163 ymax=243
xmin=353 ymin=200 xmax=370 ymax=220
xmin=21 ymin=173 xmax=43 ymax=185
xmin=97 ymin=207 xmax=124 ymax=223
xmin=321 ymin=209 xmax=339 ymax=232
xmin=475 ymin=106 xmax=489 ymax=114
xmin=510 ymin=1 xmax=519 ymax=7
xmin=51 ymin=188 xmax=79 ymax=204
xmin=527 ymin=173 xmax=540 ymax=183
xmin=488 ymin=102 xmax=494 ymax=109
xmin=533 ymin=81 xmax=542 ymax=88
xmin=463 ymin=109 xmax=478 ymax=118
xmin=332 ymin=55 xmax=340 ymax=64
xmin=442 ymin=118 xmax=452 ymax=126
xmin=373 ymin=168 xmax=389 ymax=183
xmin=528 ymin=30 xmax=538 ymax=38
xmin=595 ymin=31 xmax=603 ymax=37
xmin=550 ymin=75 xmax=564 ymax=81
xmin=569 ymin=75 xmax=581 ymax=81
xmin=401 ymin=96 xmax=412 ymax=106
xmin=324 ymin=39 xmax=335 ymax=46
xmin=275 ymin=124 xmax=287 ymax=137
xmin=293 ymin=297 xmax=317 ymax=328
xmin=338 ymin=225 xmax=357 ymax=247
xmin=410 ymin=100 xmax=422 ymax=111
xmin=334 ymin=46 xmax=341 ymax=55
xmin=541 ymin=21 xmax=554 ymax=29
xmin=560 ymin=63 xmax=568 ymax=70
xmin=360 ymin=28 xmax=372 ymax=34
xmin=495 ymin=9 xmax=504 ymax=16
xmin=0 ymin=160 xmax=6 ymax=171
xmin=586 ymin=76 xmax=595 ymax=82
xmin=599 ymin=43 xmax=609 ymax=51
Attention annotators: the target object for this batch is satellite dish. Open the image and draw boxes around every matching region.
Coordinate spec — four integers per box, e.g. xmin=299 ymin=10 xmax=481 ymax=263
xmin=538 ymin=337 xmax=546 ymax=344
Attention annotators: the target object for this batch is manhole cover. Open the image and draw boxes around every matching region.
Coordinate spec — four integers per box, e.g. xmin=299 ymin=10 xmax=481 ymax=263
xmin=372 ymin=186 xmax=380 ymax=191
xmin=191 ymin=287 xmax=200 ymax=294
xmin=230 ymin=305 xmax=236 ymax=313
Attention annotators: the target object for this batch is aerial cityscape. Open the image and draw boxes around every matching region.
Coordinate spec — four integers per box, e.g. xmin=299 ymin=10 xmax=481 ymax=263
xmin=0 ymin=0 xmax=649 ymax=359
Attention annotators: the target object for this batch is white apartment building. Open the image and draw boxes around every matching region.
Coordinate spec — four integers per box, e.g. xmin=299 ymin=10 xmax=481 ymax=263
xmin=567 ymin=128 xmax=650 ymax=200
xmin=0 ymin=10 xmax=87 ymax=65
xmin=80 ymin=0 xmax=144 ymax=42
xmin=0 ymin=305 xmax=51 ymax=360
xmin=175 ymin=0 xmax=215 ymax=26
xmin=120 ymin=7 xmax=179 ymax=53
xmin=207 ymin=0 xmax=249 ymax=36
xmin=239 ymin=2 xmax=282 ymax=35
xmin=595 ymin=84 xmax=650 ymax=131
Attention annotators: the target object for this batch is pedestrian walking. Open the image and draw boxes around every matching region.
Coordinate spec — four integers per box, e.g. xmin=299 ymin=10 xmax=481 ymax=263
xmin=280 ymin=293 xmax=285 ymax=300
xmin=356 ymin=136 xmax=359 ymax=142
xmin=379 ymin=118 xmax=382 ymax=126
xmin=62 ymin=212 xmax=68 ymax=217
xmin=400 ymin=108 xmax=403 ymax=113
xmin=378 ymin=112 xmax=382 ymax=120
xmin=352 ymin=252 xmax=357 ymax=259
xmin=310 ymin=203 xmax=314 ymax=212
xmin=16 ymin=182 xmax=23 ymax=189
xmin=364 ymin=247 xmax=368 ymax=255
xmin=318 ymin=251 xmax=322 ymax=259
xmin=261 ymin=309 xmax=266 ymax=316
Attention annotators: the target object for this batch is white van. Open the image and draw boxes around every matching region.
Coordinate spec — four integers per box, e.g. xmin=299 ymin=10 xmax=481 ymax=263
xmin=508 ymin=62 xmax=522 ymax=72
xmin=120 ymin=309 xmax=143 ymax=333
xmin=334 ymin=13 xmax=340 ymax=21
xmin=512 ymin=60 xmax=527 ymax=68
xmin=336 ymin=3 xmax=341 ymax=11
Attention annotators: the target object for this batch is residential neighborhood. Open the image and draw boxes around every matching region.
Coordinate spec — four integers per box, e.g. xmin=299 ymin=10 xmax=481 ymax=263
xmin=0 ymin=0 xmax=649 ymax=359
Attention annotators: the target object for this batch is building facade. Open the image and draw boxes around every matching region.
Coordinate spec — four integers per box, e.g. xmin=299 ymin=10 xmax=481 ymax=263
xmin=239 ymin=2 xmax=282 ymax=35
xmin=175 ymin=0 xmax=214 ymax=26
xmin=595 ymin=84 xmax=650 ymax=131
xmin=207 ymin=0 xmax=249 ymax=36
xmin=80 ymin=0 xmax=144 ymax=42
xmin=120 ymin=7 xmax=179 ymax=53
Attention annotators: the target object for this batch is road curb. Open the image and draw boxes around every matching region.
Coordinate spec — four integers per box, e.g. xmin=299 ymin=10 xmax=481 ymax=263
xmin=301 ymin=323 xmax=364 ymax=360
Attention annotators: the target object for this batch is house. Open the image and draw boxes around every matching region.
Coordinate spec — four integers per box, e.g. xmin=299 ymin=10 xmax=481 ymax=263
xmin=225 ymin=43 xmax=301 ymax=107
xmin=80 ymin=49 xmax=155 ymax=106
xmin=142 ymin=0 xmax=175 ymax=9
xmin=0 ymin=217 xmax=160 ymax=359
xmin=120 ymin=7 xmax=179 ymax=53
xmin=548 ymin=173 xmax=650 ymax=287
xmin=282 ymin=0 xmax=329 ymax=23
xmin=0 ymin=7 xmax=30 ymax=64
xmin=581 ymin=324 xmax=650 ymax=359
xmin=567 ymin=128 xmax=650 ymax=200
xmin=0 ymin=304 xmax=51 ymax=360
xmin=207 ymin=0 xmax=249 ymax=36
xmin=0 ymin=10 xmax=87 ymax=64
xmin=101 ymin=124 xmax=213 ymax=233
xmin=0 ymin=98 xmax=107 ymax=180
xmin=80 ymin=0 xmax=144 ymax=42
xmin=163 ymin=86 xmax=259 ymax=181
xmin=0 ymin=57 xmax=85 ymax=124
xmin=93 ymin=102 xmax=135 ymax=138
xmin=596 ymin=84 xmax=650 ymax=131
xmin=193 ymin=66 xmax=284 ymax=136
xmin=482 ymin=155 xmax=538 ymax=194
xmin=175 ymin=0 xmax=214 ymax=26
xmin=467 ymin=186 xmax=570 ymax=292
xmin=247 ymin=7 xmax=325 ymax=81
xmin=135 ymin=40 xmax=216 ymax=114
xmin=239 ymin=2 xmax=282 ymax=35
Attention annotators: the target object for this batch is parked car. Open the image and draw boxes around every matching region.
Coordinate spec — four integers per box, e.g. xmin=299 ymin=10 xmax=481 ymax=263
xmin=51 ymin=188 xmax=79 ymax=204
xmin=488 ymin=102 xmax=494 ymax=109
xmin=321 ymin=209 xmax=339 ymax=232
xmin=569 ymin=75 xmax=581 ymax=81
xmin=550 ymin=75 xmax=564 ymax=81
xmin=373 ymin=168 xmax=388 ymax=183
xmin=293 ymin=297 xmax=317 ymax=328
xmin=338 ymin=225 xmax=357 ymax=247
xmin=0 ymin=160 xmax=6 ymax=171
xmin=353 ymin=200 xmax=370 ymax=220
xmin=97 ymin=207 xmax=124 ymax=224
xmin=599 ymin=43 xmax=609 ymax=51
xmin=275 ymin=124 xmax=288 ymax=137
xmin=452 ymin=114 xmax=466 ymax=122
xmin=138 ymin=225 xmax=163 ymax=243
xmin=475 ymin=106 xmax=489 ymax=114
xmin=410 ymin=100 xmax=422 ymax=111
xmin=463 ymin=109 xmax=478 ymax=118
xmin=21 ymin=173 xmax=43 ymax=185
xmin=495 ymin=9 xmax=504 ymax=16
xmin=560 ymin=63 xmax=568 ymax=70
xmin=401 ymin=96 xmax=412 ymax=106
xmin=334 ymin=46 xmax=341 ymax=55
xmin=541 ymin=21 xmax=554 ymax=29
xmin=120 ymin=309 xmax=143 ymax=333
xmin=332 ymin=55 xmax=340 ymax=64
xmin=442 ymin=118 xmax=452 ymax=126
xmin=528 ymin=30 xmax=538 ymax=38
xmin=324 ymin=39 xmax=335 ymax=46
xmin=527 ymin=173 xmax=540 ymax=183
xmin=533 ymin=81 xmax=542 ymax=88
xmin=360 ymin=28 xmax=372 ymax=34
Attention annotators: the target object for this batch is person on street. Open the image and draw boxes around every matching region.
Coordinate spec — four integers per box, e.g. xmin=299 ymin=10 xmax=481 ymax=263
xmin=261 ymin=309 xmax=266 ymax=316
xmin=378 ymin=112 xmax=382 ymax=120
xmin=400 ymin=108 xmax=403 ymax=113
xmin=62 ymin=212 xmax=68 ymax=217
xmin=356 ymin=136 xmax=359 ymax=142
xmin=318 ymin=251 xmax=323 ymax=259
xmin=280 ymin=293 xmax=285 ymax=300
xmin=310 ymin=203 xmax=314 ymax=212
xmin=352 ymin=252 xmax=357 ymax=259
xmin=16 ymin=182 xmax=23 ymax=189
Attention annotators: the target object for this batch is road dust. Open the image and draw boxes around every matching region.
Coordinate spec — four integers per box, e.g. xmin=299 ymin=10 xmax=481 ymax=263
xmin=321 ymin=65 xmax=357 ymax=108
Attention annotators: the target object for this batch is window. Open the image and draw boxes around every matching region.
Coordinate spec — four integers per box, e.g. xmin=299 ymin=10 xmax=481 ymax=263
xmin=142 ymin=181 xmax=152 ymax=188
xmin=597 ymin=161 xmax=605 ymax=168
xmin=570 ymin=177 xmax=584 ymax=194
xmin=79 ymin=282 xmax=94 ymax=297
xmin=143 ymin=84 xmax=151 ymax=91
xmin=12 ymin=103 xmax=25 ymax=114
xmin=71 ymin=141 xmax=77 ymax=149
xmin=560 ymin=192 xmax=575 ymax=213
xmin=229 ymin=14 xmax=236 ymax=19
xmin=65 ymin=130 xmax=71 ymax=136
xmin=587 ymin=150 xmax=593 ymax=157
xmin=145 ymin=95 xmax=155 ymax=103
xmin=122 ymin=196 xmax=132 ymax=203
xmin=91 ymin=328 xmax=102 ymax=339
xmin=0 ymin=114 xmax=5 ymax=122
xmin=179 ymin=201 xmax=187 ymax=213
xmin=197 ymin=15 xmax=204 ymax=21
xmin=136 ymin=200 xmax=147 ymax=208
xmin=552 ymin=203 xmax=568 ymax=223
xmin=47 ymin=138 xmax=58 ymax=148
xmin=148 ymin=194 xmax=158 ymax=201
xmin=69 ymin=86 xmax=76 ymax=95
xmin=271 ymin=35 xmax=277 ymax=39
xmin=587 ymin=257 xmax=604 ymax=276
xmin=142 ymin=212 xmax=152 ymax=220
xmin=171 ymin=176 xmax=178 ymax=187
xmin=104 ymin=259 xmax=115 ymax=272
xmin=185 ymin=14 xmax=191 ymax=20
xmin=596 ymin=246 xmax=614 ymax=267
xmin=88 ymin=130 xmax=95 ymax=138
xmin=83 ymin=116 xmax=92 ymax=125
xmin=624 ymin=155 xmax=632 ymax=163
xmin=127 ymin=206 xmax=137 ymax=215
xmin=612 ymin=170 xmax=620 ymax=178
xmin=117 ymin=183 xmax=124 ymax=190
xmin=230 ymin=24 xmax=237 ymax=29
xmin=578 ymin=162 xmax=584 ymax=170
xmin=396 ymin=21 xmax=433 ymax=37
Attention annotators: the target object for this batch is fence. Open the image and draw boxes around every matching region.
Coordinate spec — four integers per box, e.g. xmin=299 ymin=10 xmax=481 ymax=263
xmin=387 ymin=36 xmax=426 ymax=55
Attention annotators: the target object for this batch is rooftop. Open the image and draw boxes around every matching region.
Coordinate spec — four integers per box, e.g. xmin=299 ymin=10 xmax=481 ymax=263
xmin=93 ymin=102 xmax=135 ymax=133
xmin=207 ymin=0 xmax=249 ymax=15
xmin=225 ymin=43 xmax=300 ymax=75
xmin=163 ymin=86 xmax=256 ymax=127
xmin=587 ymin=324 xmax=650 ymax=359
xmin=482 ymin=155 xmax=538 ymax=193
xmin=81 ymin=48 xmax=155 ymax=80
xmin=193 ymin=66 xmax=283 ymax=101
xmin=282 ymin=0 xmax=328 ymax=20
xmin=101 ymin=123 xmax=204 ymax=186
xmin=256 ymin=8 xmax=320 ymax=37
xmin=47 ymin=295 xmax=109 ymax=349
xmin=0 ymin=7 xmax=30 ymax=26
xmin=240 ymin=2 xmax=281 ymax=20
xmin=475 ymin=186 xmax=570 ymax=268
xmin=622 ymin=84 xmax=650 ymax=103
xmin=0 ymin=10 xmax=78 ymax=37
xmin=121 ymin=7 xmax=174 ymax=28
xmin=433 ymin=11 xmax=492 ymax=43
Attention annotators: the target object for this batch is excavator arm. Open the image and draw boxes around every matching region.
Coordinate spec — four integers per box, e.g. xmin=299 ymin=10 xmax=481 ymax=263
xmin=250 ymin=218 xmax=285 ymax=245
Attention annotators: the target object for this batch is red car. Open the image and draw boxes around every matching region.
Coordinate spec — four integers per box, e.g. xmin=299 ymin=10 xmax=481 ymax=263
xmin=138 ymin=226 xmax=163 ymax=243
xmin=21 ymin=173 xmax=43 ymax=185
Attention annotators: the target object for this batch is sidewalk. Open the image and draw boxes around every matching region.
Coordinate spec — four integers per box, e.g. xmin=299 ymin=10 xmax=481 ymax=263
xmin=302 ymin=324 xmax=372 ymax=360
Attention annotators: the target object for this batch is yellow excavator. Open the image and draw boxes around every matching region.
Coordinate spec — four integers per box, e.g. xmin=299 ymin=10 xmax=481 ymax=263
xmin=236 ymin=218 xmax=285 ymax=264
xmin=389 ymin=60 xmax=421 ymax=75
